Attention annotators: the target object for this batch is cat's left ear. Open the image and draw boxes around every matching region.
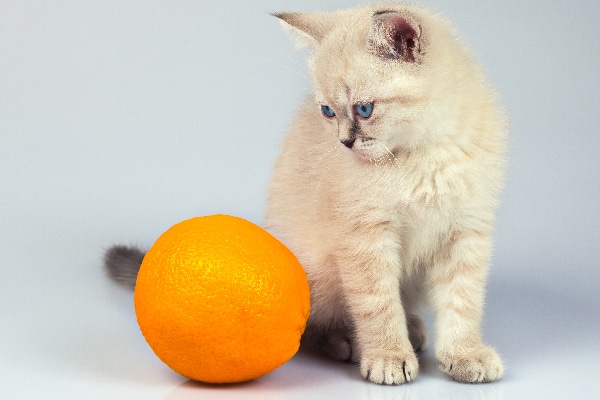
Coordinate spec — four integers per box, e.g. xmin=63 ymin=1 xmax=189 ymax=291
xmin=273 ymin=12 xmax=335 ymax=49
xmin=368 ymin=11 xmax=425 ymax=63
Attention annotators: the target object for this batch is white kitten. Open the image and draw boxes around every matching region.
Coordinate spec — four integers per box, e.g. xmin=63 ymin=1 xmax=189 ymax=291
xmin=265 ymin=3 xmax=507 ymax=385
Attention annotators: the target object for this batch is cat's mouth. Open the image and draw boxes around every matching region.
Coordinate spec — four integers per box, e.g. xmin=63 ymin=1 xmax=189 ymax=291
xmin=347 ymin=137 xmax=396 ymax=163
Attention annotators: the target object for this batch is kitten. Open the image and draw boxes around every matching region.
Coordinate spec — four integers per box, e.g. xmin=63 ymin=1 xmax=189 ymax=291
xmin=104 ymin=2 xmax=507 ymax=386
xmin=264 ymin=3 xmax=506 ymax=385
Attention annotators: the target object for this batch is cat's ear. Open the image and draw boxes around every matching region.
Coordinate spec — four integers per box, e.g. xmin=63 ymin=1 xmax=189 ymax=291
xmin=273 ymin=12 xmax=334 ymax=48
xmin=368 ymin=11 xmax=424 ymax=63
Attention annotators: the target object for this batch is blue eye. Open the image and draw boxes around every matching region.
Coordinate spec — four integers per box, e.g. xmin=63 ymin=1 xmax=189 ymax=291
xmin=355 ymin=102 xmax=374 ymax=118
xmin=321 ymin=105 xmax=336 ymax=118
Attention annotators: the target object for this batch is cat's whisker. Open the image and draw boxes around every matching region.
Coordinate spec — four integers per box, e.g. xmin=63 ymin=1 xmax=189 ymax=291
xmin=268 ymin=51 xmax=311 ymax=80
xmin=308 ymin=139 xmax=341 ymax=156
xmin=312 ymin=144 xmax=342 ymax=205
xmin=380 ymin=143 xmax=403 ymax=169
xmin=310 ymin=140 xmax=342 ymax=170
xmin=369 ymin=144 xmax=392 ymax=169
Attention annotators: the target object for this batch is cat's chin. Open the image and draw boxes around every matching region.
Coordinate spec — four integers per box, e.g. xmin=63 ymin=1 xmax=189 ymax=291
xmin=351 ymin=149 xmax=377 ymax=162
xmin=349 ymin=145 xmax=398 ymax=165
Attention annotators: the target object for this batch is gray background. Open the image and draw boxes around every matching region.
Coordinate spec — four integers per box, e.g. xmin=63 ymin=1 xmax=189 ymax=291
xmin=1 ymin=0 xmax=599 ymax=399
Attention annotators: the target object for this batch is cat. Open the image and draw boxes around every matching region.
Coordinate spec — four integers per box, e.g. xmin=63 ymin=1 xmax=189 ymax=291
xmin=104 ymin=2 xmax=507 ymax=386
xmin=263 ymin=3 xmax=506 ymax=385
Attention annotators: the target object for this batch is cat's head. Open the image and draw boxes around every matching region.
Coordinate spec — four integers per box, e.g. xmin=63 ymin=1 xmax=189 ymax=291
xmin=275 ymin=5 xmax=467 ymax=162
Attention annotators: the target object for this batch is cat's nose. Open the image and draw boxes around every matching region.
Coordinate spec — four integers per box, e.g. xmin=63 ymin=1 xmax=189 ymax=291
xmin=341 ymin=138 xmax=355 ymax=149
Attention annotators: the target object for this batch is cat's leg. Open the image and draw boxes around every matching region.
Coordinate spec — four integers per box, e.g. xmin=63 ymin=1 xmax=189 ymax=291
xmin=429 ymin=231 xmax=504 ymax=383
xmin=407 ymin=313 xmax=428 ymax=352
xmin=402 ymin=281 xmax=429 ymax=353
xmin=337 ymin=239 xmax=418 ymax=385
xmin=300 ymin=256 xmax=358 ymax=362
xmin=302 ymin=320 xmax=356 ymax=362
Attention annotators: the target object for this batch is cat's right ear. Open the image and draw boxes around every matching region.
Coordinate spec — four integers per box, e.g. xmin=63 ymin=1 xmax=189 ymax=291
xmin=272 ymin=12 xmax=334 ymax=49
xmin=368 ymin=11 xmax=425 ymax=63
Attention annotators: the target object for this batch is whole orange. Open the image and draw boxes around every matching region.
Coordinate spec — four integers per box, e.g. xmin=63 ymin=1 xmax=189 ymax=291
xmin=133 ymin=214 xmax=310 ymax=383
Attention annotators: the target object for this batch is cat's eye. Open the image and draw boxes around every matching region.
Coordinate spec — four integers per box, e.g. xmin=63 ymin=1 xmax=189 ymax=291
xmin=355 ymin=102 xmax=374 ymax=119
xmin=321 ymin=105 xmax=336 ymax=118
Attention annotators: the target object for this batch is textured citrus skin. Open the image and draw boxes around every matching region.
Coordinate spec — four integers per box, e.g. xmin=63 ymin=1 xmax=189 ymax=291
xmin=134 ymin=215 xmax=310 ymax=383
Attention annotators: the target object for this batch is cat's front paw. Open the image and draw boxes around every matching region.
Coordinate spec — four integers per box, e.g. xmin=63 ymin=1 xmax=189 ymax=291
xmin=360 ymin=350 xmax=419 ymax=385
xmin=438 ymin=345 xmax=504 ymax=383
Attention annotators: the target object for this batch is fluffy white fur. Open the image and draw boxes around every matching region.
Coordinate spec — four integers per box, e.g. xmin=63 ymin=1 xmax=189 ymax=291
xmin=265 ymin=3 xmax=506 ymax=385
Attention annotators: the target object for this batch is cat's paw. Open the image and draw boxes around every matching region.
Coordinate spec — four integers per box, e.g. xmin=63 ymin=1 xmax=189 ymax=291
xmin=360 ymin=350 xmax=419 ymax=385
xmin=321 ymin=333 xmax=354 ymax=362
xmin=407 ymin=314 xmax=428 ymax=352
xmin=303 ymin=326 xmax=357 ymax=362
xmin=438 ymin=345 xmax=504 ymax=383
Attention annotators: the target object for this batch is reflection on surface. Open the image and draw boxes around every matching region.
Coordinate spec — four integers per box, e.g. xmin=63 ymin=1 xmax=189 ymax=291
xmin=163 ymin=351 xmax=505 ymax=400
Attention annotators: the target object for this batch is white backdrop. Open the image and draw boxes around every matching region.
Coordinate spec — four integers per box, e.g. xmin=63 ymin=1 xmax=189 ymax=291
xmin=2 ymin=1 xmax=599 ymax=399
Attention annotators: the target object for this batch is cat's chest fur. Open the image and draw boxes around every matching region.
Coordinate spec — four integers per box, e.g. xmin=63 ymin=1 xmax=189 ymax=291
xmin=325 ymin=150 xmax=463 ymax=266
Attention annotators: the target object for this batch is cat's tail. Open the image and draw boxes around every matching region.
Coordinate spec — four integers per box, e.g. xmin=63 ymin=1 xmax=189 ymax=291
xmin=103 ymin=245 xmax=146 ymax=290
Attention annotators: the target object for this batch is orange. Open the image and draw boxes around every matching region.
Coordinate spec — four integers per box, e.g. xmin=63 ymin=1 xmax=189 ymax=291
xmin=134 ymin=214 xmax=310 ymax=383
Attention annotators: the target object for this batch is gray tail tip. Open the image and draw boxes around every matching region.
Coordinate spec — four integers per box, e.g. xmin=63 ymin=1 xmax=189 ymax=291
xmin=103 ymin=245 xmax=146 ymax=290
